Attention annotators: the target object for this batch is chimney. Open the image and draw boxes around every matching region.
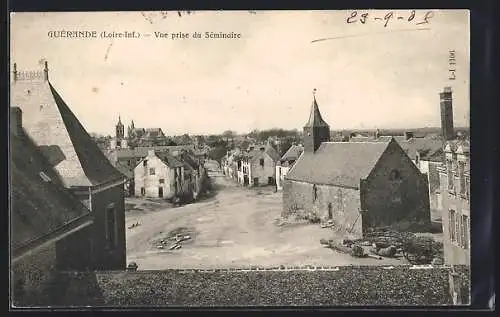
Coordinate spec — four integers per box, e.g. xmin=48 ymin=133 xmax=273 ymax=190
xmin=43 ymin=61 xmax=49 ymax=81
xmin=10 ymin=107 xmax=23 ymax=136
xmin=13 ymin=63 xmax=18 ymax=82
xmin=440 ymin=86 xmax=455 ymax=140
xmin=404 ymin=131 xmax=414 ymax=140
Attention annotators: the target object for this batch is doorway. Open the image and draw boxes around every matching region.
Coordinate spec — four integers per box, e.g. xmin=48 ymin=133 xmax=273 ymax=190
xmin=158 ymin=187 xmax=163 ymax=198
xmin=253 ymin=177 xmax=259 ymax=187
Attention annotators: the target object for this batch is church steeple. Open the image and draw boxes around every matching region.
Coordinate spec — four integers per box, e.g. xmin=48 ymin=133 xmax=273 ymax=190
xmin=303 ymin=89 xmax=330 ymax=153
xmin=116 ymin=115 xmax=124 ymax=140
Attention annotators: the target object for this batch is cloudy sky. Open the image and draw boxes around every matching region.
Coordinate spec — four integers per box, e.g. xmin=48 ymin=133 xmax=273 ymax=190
xmin=10 ymin=10 xmax=469 ymax=136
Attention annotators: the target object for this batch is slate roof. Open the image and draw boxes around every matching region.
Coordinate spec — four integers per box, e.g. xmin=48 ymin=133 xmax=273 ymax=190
xmin=11 ymin=129 xmax=92 ymax=257
xmin=285 ymin=140 xmax=392 ymax=188
xmin=155 ymin=151 xmax=185 ymax=168
xmin=304 ymin=95 xmax=329 ymax=128
xmin=11 ymin=76 xmax=124 ymax=187
xmin=280 ymin=145 xmax=304 ymax=163
xmin=350 ymin=136 xmax=444 ymax=161
xmin=246 ymin=145 xmax=280 ymax=163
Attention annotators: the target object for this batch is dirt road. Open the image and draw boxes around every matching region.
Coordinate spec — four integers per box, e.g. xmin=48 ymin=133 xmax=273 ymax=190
xmin=126 ymin=171 xmax=405 ymax=270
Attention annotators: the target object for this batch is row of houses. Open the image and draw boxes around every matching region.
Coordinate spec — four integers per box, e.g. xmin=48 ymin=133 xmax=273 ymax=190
xmin=222 ymin=143 xmax=281 ymax=187
xmin=106 ymin=144 xmax=209 ymax=202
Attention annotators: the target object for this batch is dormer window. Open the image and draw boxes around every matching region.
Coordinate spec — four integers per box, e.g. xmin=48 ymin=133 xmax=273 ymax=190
xmin=389 ymin=169 xmax=401 ymax=181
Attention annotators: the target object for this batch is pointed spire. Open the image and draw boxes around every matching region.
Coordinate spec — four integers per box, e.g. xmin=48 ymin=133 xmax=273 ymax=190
xmin=304 ymin=88 xmax=329 ymax=128
xmin=117 ymin=115 xmax=123 ymax=126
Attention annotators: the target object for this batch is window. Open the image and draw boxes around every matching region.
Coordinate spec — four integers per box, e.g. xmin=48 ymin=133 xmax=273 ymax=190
xmin=461 ymin=215 xmax=469 ymax=249
xmin=141 ymin=187 xmax=145 ymax=196
xmin=127 ymin=160 xmax=131 ymax=166
xmin=449 ymin=209 xmax=456 ymax=242
xmin=389 ymin=169 xmax=401 ymax=181
xmin=105 ymin=204 xmax=117 ymax=248
xmin=456 ymin=214 xmax=462 ymax=246
xmin=312 ymin=184 xmax=318 ymax=202
xmin=260 ymin=158 xmax=265 ymax=167
xmin=447 ymin=160 xmax=454 ymax=191
xmin=458 ymin=161 xmax=465 ymax=194
xmin=143 ymin=160 xmax=148 ymax=167
xmin=464 ymin=177 xmax=470 ymax=199
xmin=159 ymin=179 xmax=165 ymax=184
xmin=149 ymin=168 xmax=155 ymax=175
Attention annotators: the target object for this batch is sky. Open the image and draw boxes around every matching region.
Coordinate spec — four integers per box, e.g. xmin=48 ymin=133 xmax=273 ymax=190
xmin=10 ymin=10 xmax=469 ymax=136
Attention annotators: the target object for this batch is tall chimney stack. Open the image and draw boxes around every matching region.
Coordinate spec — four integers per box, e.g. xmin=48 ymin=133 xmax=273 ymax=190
xmin=10 ymin=107 xmax=23 ymax=137
xmin=43 ymin=61 xmax=49 ymax=81
xmin=13 ymin=63 xmax=18 ymax=82
xmin=440 ymin=86 xmax=455 ymax=140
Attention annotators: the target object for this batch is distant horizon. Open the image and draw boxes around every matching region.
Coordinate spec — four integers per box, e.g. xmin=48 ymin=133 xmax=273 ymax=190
xmin=90 ymin=125 xmax=470 ymax=138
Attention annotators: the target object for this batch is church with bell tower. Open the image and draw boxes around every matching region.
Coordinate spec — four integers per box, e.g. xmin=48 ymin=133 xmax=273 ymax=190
xmin=303 ymin=88 xmax=331 ymax=153
xmin=111 ymin=116 xmax=128 ymax=149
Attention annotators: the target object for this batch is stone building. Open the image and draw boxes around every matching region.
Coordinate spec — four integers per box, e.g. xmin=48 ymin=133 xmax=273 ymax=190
xmin=134 ymin=150 xmax=192 ymax=201
xmin=282 ymin=91 xmax=431 ymax=237
xmin=11 ymin=62 xmax=127 ymax=271
xmin=438 ymin=140 xmax=470 ymax=265
xmin=10 ymin=110 xmax=94 ymax=306
xmin=276 ymin=144 xmax=303 ymax=191
xmin=238 ymin=144 xmax=280 ymax=187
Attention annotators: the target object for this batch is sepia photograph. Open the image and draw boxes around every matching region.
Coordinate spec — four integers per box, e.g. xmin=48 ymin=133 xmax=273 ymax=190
xmin=9 ymin=10 xmax=470 ymax=307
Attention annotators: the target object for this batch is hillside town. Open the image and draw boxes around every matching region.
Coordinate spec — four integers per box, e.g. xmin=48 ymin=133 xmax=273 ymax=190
xmin=10 ymin=61 xmax=470 ymax=307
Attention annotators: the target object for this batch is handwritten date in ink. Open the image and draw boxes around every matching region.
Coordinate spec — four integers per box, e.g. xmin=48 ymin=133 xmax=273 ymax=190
xmin=448 ymin=50 xmax=456 ymax=80
xmin=347 ymin=10 xmax=434 ymax=27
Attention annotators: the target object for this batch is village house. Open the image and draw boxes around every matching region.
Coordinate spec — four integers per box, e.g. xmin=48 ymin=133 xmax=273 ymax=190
xmin=11 ymin=62 xmax=127 ymax=271
xmin=222 ymin=148 xmax=241 ymax=180
xmin=107 ymin=144 xmax=196 ymax=195
xmin=238 ymin=144 xmax=280 ymax=187
xmin=438 ymin=140 xmax=470 ymax=265
xmin=10 ymin=109 xmax=95 ymax=306
xmin=276 ymin=144 xmax=303 ymax=191
xmin=134 ymin=150 xmax=194 ymax=201
xmin=282 ymin=91 xmax=431 ymax=237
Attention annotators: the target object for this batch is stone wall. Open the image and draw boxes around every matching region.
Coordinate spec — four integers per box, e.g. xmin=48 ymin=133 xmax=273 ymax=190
xmin=11 ymin=243 xmax=58 ymax=307
xmin=282 ymin=180 xmax=362 ymax=236
xmin=53 ymin=265 xmax=470 ymax=307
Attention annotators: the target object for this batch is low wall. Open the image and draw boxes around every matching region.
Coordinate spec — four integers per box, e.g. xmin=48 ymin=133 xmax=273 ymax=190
xmin=53 ymin=265 xmax=469 ymax=307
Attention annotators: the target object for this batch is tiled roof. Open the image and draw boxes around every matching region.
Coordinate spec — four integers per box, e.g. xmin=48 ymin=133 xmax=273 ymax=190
xmin=285 ymin=140 xmax=391 ymax=188
xmin=115 ymin=145 xmax=194 ymax=159
xmin=11 ymin=131 xmax=92 ymax=255
xmin=11 ymin=79 xmax=123 ymax=187
xmin=280 ymin=145 xmax=304 ymax=162
xmin=156 ymin=152 xmax=185 ymax=168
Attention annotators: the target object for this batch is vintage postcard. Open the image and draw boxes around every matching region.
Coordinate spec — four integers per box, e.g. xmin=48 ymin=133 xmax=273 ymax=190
xmin=10 ymin=10 xmax=470 ymax=308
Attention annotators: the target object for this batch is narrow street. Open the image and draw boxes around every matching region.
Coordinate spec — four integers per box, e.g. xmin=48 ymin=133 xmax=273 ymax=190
xmin=125 ymin=170 xmax=405 ymax=270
